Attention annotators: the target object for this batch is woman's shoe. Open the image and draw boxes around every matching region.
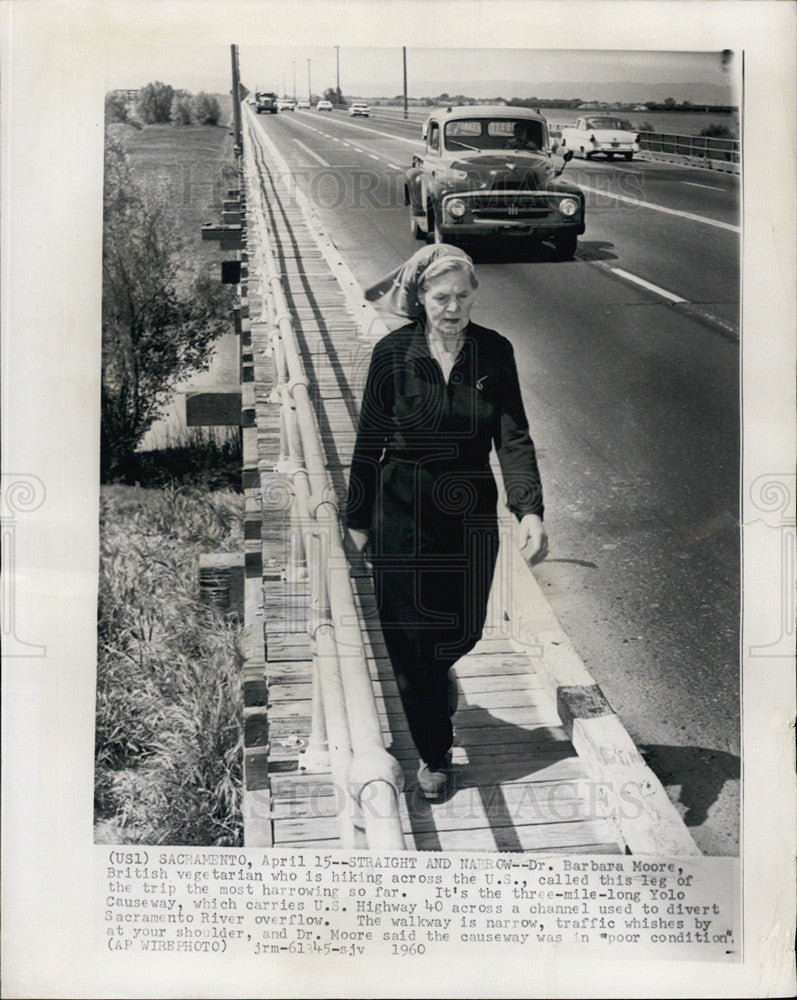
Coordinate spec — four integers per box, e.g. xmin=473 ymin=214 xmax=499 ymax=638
xmin=417 ymin=752 xmax=452 ymax=799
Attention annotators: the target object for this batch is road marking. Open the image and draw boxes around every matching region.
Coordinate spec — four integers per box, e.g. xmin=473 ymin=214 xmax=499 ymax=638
xmin=683 ymin=181 xmax=723 ymax=191
xmin=591 ymin=263 xmax=739 ymax=340
xmin=608 ymin=267 xmax=686 ymax=303
xmin=578 ymin=182 xmax=739 ymax=233
xmin=368 ymin=153 xmax=380 ymax=160
xmin=387 ymin=163 xmax=401 ymax=170
xmin=318 ymin=116 xmax=422 ymax=146
xmin=293 ymin=139 xmax=330 ymax=167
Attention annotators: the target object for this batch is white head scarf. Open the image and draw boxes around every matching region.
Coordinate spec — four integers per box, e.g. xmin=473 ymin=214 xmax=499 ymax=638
xmin=364 ymin=244 xmax=476 ymax=320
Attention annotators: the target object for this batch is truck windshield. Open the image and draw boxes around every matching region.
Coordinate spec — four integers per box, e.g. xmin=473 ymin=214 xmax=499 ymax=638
xmin=444 ymin=119 xmax=545 ymax=152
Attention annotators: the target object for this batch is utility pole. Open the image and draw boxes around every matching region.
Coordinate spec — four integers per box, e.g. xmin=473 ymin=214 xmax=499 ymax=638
xmin=307 ymin=59 xmax=311 ymax=102
xmin=292 ymin=61 xmax=296 ymax=102
xmin=335 ymin=45 xmax=340 ymax=107
xmin=402 ymin=46 xmax=408 ymax=120
xmin=230 ymin=43 xmax=242 ymax=153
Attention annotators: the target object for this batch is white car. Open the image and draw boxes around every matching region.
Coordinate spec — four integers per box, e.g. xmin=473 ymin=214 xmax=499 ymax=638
xmin=560 ymin=116 xmax=640 ymax=161
xmin=349 ymin=103 xmax=370 ymax=117
xmin=297 ymin=99 xmax=311 ymax=109
xmin=316 ymin=100 xmax=333 ymax=112
xmin=278 ymin=100 xmax=295 ymax=111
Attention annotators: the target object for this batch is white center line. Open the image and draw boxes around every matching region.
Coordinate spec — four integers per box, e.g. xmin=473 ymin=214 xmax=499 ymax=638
xmin=293 ymin=139 xmax=330 ymax=167
xmin=683 ymin=181 xmax=723 ymax=191
xmin=368 ymin=153 xmax=380 ymax=160
xmin=608 ymin=267 xmax=687 ymax=304
xmin=578 ymin=182 xmax=739 ymax=233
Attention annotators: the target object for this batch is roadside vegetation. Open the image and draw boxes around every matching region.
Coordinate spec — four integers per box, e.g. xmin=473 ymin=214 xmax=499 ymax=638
xmin=96 ymin=84 xmax=246 ymax=845
xmin=95 ymin=483 xmax=244 ymax=845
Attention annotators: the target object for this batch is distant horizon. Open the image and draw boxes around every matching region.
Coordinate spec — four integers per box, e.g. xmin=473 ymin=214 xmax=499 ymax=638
xmin=107 ymin=48 xmax=739 ymax=109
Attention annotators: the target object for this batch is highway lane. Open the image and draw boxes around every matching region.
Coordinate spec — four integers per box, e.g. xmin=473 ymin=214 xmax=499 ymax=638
xmin=253 ymin=110 xmax=741 ymax=855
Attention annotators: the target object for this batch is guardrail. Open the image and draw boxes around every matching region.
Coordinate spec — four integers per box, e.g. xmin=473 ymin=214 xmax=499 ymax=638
xmin=242 ymin=108 xmax=406 ymax=851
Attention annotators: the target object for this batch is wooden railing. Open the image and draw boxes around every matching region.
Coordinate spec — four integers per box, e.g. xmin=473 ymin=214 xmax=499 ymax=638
xmin=242 ymin=109 xmax=406 ymax=850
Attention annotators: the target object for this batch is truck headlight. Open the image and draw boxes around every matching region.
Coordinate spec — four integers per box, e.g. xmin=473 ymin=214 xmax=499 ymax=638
xmin=558 ymin=198 xmax=578 ymax=217
xmin=447 ymin=199 xmax=467 ymax=219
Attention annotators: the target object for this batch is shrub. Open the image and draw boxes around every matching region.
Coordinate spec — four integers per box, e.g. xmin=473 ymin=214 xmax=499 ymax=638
xmin=700 ymin=123 xmax=734 ymax=139
xmin=105 ymin=92 xmax=129 ymax=123
xmin=194 ymin=92 xmax=222 ymax=126
xmin=170 ymin=91 xmax=194 ymax=125
xmin=137 ymin=81 xmax=175 ymax=124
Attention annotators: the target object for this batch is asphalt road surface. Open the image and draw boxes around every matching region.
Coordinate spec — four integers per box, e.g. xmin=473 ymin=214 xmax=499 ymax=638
xmin=253 ymin=107 xmax=741 ymax=855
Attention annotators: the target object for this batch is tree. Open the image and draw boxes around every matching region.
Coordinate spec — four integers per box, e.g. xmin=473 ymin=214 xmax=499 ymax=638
xmin=194 ymin=93 xmax=222 ymax=126
xmin=101 ymin=137 xmax=233 ymax=477
xmin=105 ymin=92 xmax=129 ymax=123
xmin=663 ymin=96 xmax=676 ymax=109
xmin=323 ymin=86 xmax=345 ymax=107
xmin=137 ymin=81 xmax=175 ymax=124
xmin=170 ymin=90 xmax=194 ymax=125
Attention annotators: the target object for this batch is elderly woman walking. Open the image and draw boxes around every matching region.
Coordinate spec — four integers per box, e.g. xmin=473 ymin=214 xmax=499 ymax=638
xmin=346 ymin=245 xmax=547 ymax=798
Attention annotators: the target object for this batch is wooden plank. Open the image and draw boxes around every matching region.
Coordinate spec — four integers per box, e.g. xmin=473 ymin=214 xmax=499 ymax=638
xmin=273 ymin=816 xmax=342 ymax=843
xmin=397 ymin=755 xmax=588 ymax=787
xmin=411 ymin=817 xmax=621 ymax=853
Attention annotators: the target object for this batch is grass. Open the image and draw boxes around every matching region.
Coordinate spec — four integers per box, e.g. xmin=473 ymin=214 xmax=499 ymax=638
xmin=95 ymin=482 xmax=246 ymax=845
xmin=107 ymin=118 xmax=240 ymax=255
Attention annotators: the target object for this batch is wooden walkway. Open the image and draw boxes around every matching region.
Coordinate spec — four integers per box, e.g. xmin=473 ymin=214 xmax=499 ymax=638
xmin=241 ymin=116 xmax=696 ymax=855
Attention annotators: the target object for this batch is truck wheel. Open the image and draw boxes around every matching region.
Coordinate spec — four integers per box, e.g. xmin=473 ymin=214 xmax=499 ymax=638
xmin=552 ymin=232 xmax=577 ymax=261
xmin=623 ymin=152 xmax=633 ymax=161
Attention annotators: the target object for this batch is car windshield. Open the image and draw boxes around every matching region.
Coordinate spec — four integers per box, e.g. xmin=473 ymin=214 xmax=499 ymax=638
xmin=444 ymin=118 xmax=545 ymax=152
xmin=585 ymin=117 xmax=633 ymax=130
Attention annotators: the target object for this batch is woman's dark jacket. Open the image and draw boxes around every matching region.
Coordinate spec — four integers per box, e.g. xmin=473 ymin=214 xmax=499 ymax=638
xmin=346 ymin=319 xmax=544 ymax=545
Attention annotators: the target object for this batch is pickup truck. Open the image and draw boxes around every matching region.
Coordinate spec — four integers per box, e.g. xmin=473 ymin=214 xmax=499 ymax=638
xmin=255 ymin=92 xmax=279 ymax=114
xmin=405 ymin=105 xmax=584 ymax=259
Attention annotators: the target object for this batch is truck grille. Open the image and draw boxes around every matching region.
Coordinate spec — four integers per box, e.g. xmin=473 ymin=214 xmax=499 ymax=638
xmin=468 ymin=194 xmax=553 ymax=220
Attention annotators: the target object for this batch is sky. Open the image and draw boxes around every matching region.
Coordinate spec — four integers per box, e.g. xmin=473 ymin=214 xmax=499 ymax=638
xmin=240 ymin=47 xmax=736 ymax=102
xmin=107 ymin=44 xmax=737 ymax=104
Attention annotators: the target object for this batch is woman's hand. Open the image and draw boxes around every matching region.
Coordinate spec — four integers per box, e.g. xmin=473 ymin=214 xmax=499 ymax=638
xmin=517 ymin=514 xmax=548 ymax=566
xmin=345 ymin=527 xmax=371 ymax=565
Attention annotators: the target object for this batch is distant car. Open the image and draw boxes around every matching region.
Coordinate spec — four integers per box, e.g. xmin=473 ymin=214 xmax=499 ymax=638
xmin=316 ymin=100 xmax=333 ymax=112
xmin=297 ymin=99 xmax=311 ymax=109
xmin=349 ymin=103 xmax=370 ymax=117
xmin=559 ymin=116 xmax=640 ymax=161
xmin=404 ymin=105 xmax=583 ymax=259
xmin=278 ymin=100 xmax=295 ymax=111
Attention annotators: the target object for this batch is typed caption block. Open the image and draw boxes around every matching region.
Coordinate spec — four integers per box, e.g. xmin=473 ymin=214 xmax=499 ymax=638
xmin=101 ymin=850 xmax=738 ymax=963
